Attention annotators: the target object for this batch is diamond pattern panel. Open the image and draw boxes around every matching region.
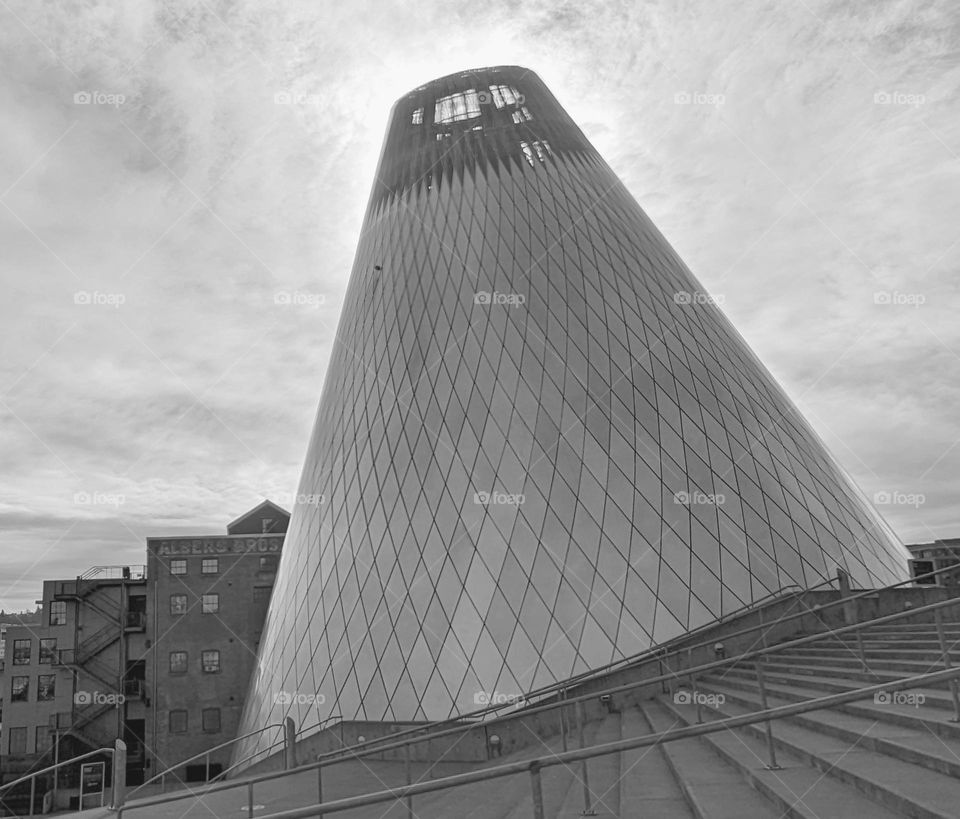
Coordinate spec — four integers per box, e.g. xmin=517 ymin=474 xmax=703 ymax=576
xmin=232 ymin=66 xmax=909 ymax=767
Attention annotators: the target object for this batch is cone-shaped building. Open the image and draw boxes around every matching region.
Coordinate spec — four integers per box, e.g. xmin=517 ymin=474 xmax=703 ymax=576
xmin=234 ymin=66 xmax=908 ymax=760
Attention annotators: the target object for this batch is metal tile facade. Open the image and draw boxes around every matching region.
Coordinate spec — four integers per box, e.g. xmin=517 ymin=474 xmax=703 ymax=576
xmin=232 ymin=66 xmax=908 ymax=764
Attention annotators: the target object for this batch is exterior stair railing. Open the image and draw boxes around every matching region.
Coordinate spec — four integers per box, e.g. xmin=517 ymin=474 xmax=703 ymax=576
xmin=113 ymin=566 xmax=960 ymax=817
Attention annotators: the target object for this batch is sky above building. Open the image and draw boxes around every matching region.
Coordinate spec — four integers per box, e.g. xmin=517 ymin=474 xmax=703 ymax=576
xmin=1 ymin=0 xmax=958 ymax=611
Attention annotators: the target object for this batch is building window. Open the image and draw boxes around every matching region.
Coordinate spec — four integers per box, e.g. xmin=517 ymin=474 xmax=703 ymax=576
xmin=201 ymin=558 xmax=219 ymax=575
xmin=49 ymin=601 xmax=67 ymax=626
xmin=35 ymin=726 xmax=53 ymax=754
xmin=169 ymin=651 xmax=188 ymax=674
xmin=202 ymin=708 xmax=221 ymax=733
xmin=411 ymin=106 xmax=423 ymax=125
xmin=8 ymin=727 xmax=27 ymax=755
xmin=11 ymin=676 xmax=29 ymax=702
xmin=520 ymin=139 xmax=553 ymax=166
xmin=201 ymin=594 xmax=219 ymax=614
xmin=253 ymin=586 xmax=271 ymax=604
xmin=434 ymin=89 xmax=482 ymax=124
xmin=12 ymin=639 xmax=30 ymax=665
xmin=170 ymin=559 xmax=187 ymax=575
xmin=170 ymin=594 xmax=188 ymax=615
xmin=259 ymin=555 xmax=277 ymax=573
xmin=201 ymin=650 xmax=220 ymax=673
xmin=489 ymin=84 xmax=524 ymax=108
xmin=37 ymin=674 xmax=56 ymax=701
xmin=169 ymin=710 xmax=188 ymax=733
xmin=39 ymin=638 xmax=57 ymax=665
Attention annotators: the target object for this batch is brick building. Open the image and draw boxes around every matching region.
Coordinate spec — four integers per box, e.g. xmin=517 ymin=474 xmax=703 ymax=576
xmin=144 ymin=500 xmax=288 ymax=782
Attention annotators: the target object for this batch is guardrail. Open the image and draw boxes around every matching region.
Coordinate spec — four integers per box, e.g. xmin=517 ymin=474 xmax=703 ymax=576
xmin=227 ymin=581 xmax=825 ymax=773
xmin=249 ymin=666 xmax=960 ymax=819
xmin=223 ymin=563 xmax=937 ymax=772
xmin=0 ymin=745 xmax=117 ymax=818
xmin=113 ymin=582 xmax=960 ymax=817
xmin=211 ymin=715 xmax=344 ymax=783
xmin=292 ymin=561 xmax=960 ymax=765
xmin=127 ymin=722 xmax=287 ymax=797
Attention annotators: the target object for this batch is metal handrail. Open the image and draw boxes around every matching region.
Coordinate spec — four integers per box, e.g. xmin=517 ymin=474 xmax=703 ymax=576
xmin=0 ymin=746 xmax=114 ymax=795
xmin=249 ymin=665 xmax=960 ymax=819
xmin=127 ymin=722 xmax=286 ymax=797
xmin=304 ymin=590 xmax=960 ymax=770
xmin=114 ymin=586 xmax=960 ymax=816
xmin=116 ymin=662 xmax=960 ymax=819
xmin=80 ymin=565 xmax=147 ymax=580
xmin=210 ymin=716 xmax=343 ymax=783
xmin=233 ymin=582 xmax=824 ymax=770
xmin=226 ymin=563 xmax=955 ymax=773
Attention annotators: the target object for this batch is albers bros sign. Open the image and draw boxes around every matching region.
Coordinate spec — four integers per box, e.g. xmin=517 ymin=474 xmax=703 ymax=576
xmin=149 ymin=536 xmax=283 ymax=556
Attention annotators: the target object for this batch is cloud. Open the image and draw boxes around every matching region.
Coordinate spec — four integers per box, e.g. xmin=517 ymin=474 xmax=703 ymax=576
xmin=1 ymin=0 xmax=958 ymax=607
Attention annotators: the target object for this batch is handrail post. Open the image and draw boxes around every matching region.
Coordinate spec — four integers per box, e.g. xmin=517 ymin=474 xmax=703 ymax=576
xmin=205 ymin=751 xmax=210 ymax=783
xmin=28 ymin=775 xmax=36 ymax=818
xmin=854 ymin=625 xmax=869 ymax=672
xmin=934 ymin=607 xmax=960 ymax=722
xmin=530 ymin=760 xmax=545 ymax=819
xmin=113 ymin=739 xmax=127 ymax=810
xmin=316 ymin=762 xmax=324 ymax=818
xmin=404 ymin=741 xmax=413 ymax=819
xmin=576 ymin=701 xmax=595 ymax=815
xmin=559 ymin=688 xmax=568 ymax=752
xmin=284 ymin=716 xmax=296 ymax=770
xmin=248 ymin=781 xmax=255 ymax=817
xmin=754 ymin=659 xmax=781 ymax=770
xmin=688 ymin=648 xmax=703 ymax=724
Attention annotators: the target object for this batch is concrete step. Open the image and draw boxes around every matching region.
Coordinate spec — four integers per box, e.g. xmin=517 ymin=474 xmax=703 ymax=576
xmin=659 ymin=696 xmax=904 ymax=819
xmin=554 ymin=712 xmax=621 ymax=818
xmin=694 ymin=678 xmax=960 ymax=778
xmin=666 ymin=692 xmax=960 ymax=819
xmin=760 ymin=658 xmax=960 ymax=690
xmin=770 ymin=651 xmax=960 ymax=677
xmin=717 ymin=662 xmax=960 ymax=711
xmin=779 ymin=645 xmax=959 ymax=661
xmin=702 ymin=670 xmax=960 ymax=742
xmin=619 ymin=706 xmax=694 ymax=818
xmin=641 ymin=699 xmax=779 ymax=818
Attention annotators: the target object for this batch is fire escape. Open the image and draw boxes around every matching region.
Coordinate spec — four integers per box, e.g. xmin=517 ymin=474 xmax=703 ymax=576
xmin=49 ymin=566 xmax=147 ymax=753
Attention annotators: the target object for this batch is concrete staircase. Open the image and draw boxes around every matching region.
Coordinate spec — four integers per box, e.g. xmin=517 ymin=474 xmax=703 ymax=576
xmin=106 ymin=615 xmax=960 ymax=819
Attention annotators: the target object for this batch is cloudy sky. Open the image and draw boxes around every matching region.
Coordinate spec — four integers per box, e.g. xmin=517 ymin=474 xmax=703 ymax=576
xmin=1 ymin=0 xmax=958 ymax=611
